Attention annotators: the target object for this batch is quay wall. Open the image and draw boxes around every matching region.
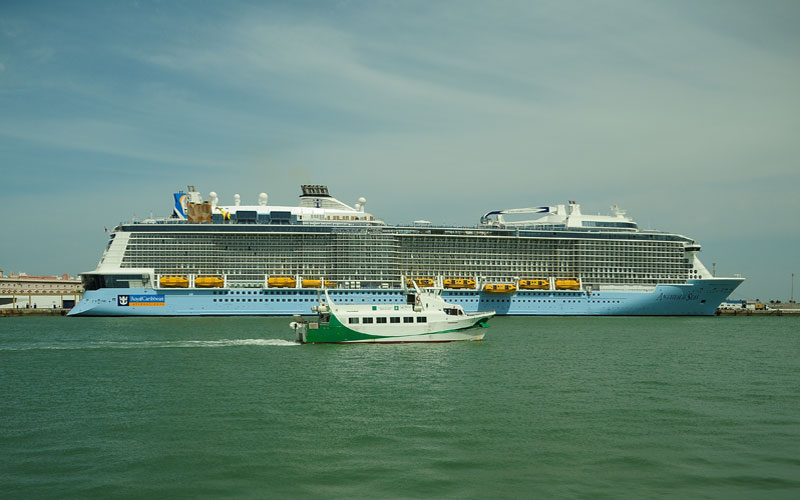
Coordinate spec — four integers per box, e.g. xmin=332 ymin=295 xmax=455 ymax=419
xmin=716 ymin=307 xmax=800 ymax=316
xmin=1 ymin=308 xmax=70 ymax=317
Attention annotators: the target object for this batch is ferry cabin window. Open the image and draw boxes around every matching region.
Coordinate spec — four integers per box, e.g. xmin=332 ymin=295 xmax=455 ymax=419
xmin=416 ymin=317 xmax=427 ymax=323
xmin=376 ymin=317 xmax=387 ymax=324
xmin=348 ymin=318 xmax=359 ymax=324
xmin=362 ymin=317 xmax=374 ymax=324
xmin=390 ymin=317 xmax=400 ymax=324
xmin=403 ymin=317 xmax=414 ymax=323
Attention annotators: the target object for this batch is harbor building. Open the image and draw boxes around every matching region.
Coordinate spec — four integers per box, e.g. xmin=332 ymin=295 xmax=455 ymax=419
xmin=0 ymin=270 xmax=83 ymax=310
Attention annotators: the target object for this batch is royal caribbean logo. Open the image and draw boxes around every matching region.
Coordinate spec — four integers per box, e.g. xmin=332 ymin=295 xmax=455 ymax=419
xmin=118 ymin=294 xmax=165 ymax=307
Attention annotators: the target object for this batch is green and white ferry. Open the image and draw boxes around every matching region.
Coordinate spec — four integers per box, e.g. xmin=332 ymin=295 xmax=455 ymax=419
xmin=290 ymin=283 xmax=495 ymax=344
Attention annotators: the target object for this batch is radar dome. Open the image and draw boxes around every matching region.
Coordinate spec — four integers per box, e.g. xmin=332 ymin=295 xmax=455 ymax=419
xmin=258 ymin=193 xmax=268 ymax=206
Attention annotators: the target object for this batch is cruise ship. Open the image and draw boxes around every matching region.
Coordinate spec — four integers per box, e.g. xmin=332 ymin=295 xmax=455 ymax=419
xmin=68 ymin=185 xmax=743 ymax=316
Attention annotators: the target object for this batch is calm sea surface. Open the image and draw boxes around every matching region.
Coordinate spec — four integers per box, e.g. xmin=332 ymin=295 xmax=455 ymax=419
xmin=1 ymin=316 xmax=799 ymax=499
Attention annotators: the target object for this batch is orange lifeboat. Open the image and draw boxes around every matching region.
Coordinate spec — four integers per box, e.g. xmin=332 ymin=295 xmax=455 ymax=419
xmin=555 ymin=279 xmax=580 ymax=290
xmin=443 ymin=278 xmax=476 ymax=289
xmin=301 ymin=279 xmax=337 ymax=288
xmin=483 ymin=283 xmax=517 ymax=293
xmin=268 ymin=277 xmax=297 ymax=288
xmin=195 ymin=276 xmax=224 ymax=288
xmin=160 ymin=276 xmax=189 ymax=288
xmin=519 ymin=279 xmax=550 ymax=290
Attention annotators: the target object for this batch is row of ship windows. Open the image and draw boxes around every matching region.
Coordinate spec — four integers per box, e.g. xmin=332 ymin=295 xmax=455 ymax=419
xmin=208 ymin=298 xmax=440 ymax=303
xmin=122 ymin=264 xmax=687 ymax=276
xmin=214 ymin=298 xmax=327 ymax=302
xmin=349 ymin=317 xmax=422 ymax=324
xmin=585 ymin=274 xmax=685 ymax=279
xmin=127 ymin=248 xmax=685 ymax=260
xmin=210 ymin=290 xmax=605 ymax=297
xmin=208 ymin=297 xmax=622 ymax=304
xmin=475 ymin=299 xmax=622 ymax=303
xmin=126 ymin=257 xmax=686 ymax=268
xmin=122 ymin=255 xmax=690 ymax=268
xmin=124 ymin=244 xmax=683 ymax=252
xmin=124 ymin=255 xmax=687 ymax=264
xmin=208 ymin=290 xmax=633 ymax=297
xmin=402 ymin=246 xmax=682 ymax=252
xmin=127 ymin=264 xmax=689 ymax=273
xmin=125 ymin=249 xmax=684 ymax=258
xmin=403 ymin=248 xmax=684 ymax=254
xmin=127 ymin=239 xmax=681 ymax=248
xmin=130 ymin=235 xmax=680 ymax=244
xmin=126 ymin=246 xmax=683 ymax=256
xmin=146 ymin=267 xmax=691 ymax=273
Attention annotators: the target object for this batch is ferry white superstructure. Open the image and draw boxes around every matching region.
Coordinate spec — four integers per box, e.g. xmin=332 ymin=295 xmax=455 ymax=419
xmin=69 ymin=185 xmax=743 ymax=316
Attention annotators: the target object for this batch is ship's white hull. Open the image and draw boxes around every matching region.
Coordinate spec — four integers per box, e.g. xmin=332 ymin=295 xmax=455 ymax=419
xmin=68 ymin=279 xmax=743 ymax=317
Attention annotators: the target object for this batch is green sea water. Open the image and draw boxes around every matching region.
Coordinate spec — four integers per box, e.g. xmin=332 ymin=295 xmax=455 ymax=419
xmin=1 ymin=316 xmax=799 ymax=499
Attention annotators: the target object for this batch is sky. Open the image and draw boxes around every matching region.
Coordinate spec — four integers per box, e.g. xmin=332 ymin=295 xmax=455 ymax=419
xmin=1 ymin=0 xmax=798 ymax=301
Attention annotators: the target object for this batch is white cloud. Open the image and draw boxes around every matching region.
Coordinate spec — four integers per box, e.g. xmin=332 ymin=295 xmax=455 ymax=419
xmin=99 ymin=2 xmax=800 ymax=237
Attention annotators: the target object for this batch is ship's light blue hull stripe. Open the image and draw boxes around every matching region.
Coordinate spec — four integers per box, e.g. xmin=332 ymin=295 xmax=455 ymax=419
xmin=68 ymin=279 xmax=742 ymax=317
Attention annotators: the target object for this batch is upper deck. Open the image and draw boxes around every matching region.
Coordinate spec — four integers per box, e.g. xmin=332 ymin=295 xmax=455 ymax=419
xmin=123 ymin=184 xmax=696 ymax=245
xmin=165 ymin=184 xmax=383 ymax=227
